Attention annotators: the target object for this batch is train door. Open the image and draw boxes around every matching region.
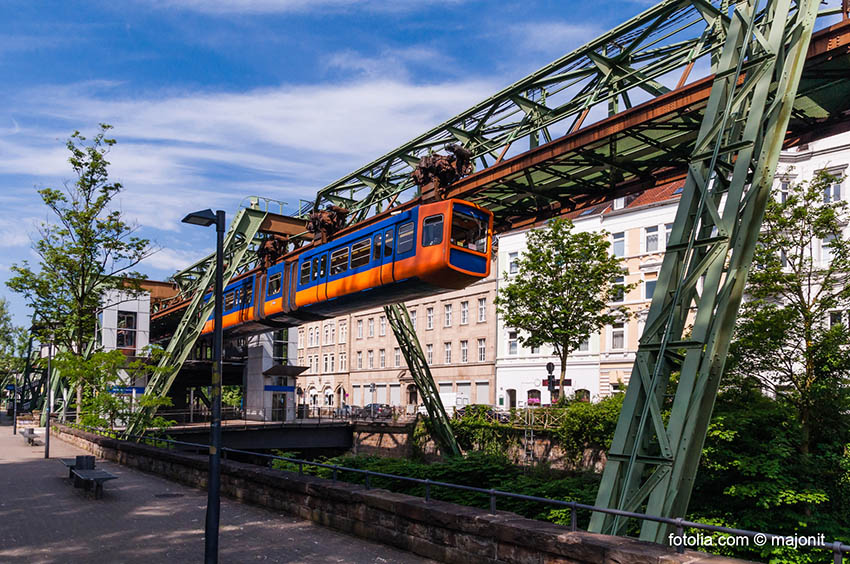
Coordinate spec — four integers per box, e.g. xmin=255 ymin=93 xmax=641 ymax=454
xmin=315 ymin=253 xmax=328 ymax=302
xmin=381 ymin=226 xmax=395 ymax=285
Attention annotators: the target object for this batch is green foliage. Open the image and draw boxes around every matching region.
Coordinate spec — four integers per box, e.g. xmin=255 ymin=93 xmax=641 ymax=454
xmin=495 ymin=218 xmax=633 ymax=397
xmin=270 ymin=450 xmax=599 ymax=524
xmin=222 ymin=385 xmax=243 ymax=408
xmin=551 ymin=393 xmax=623 ymax=465
xmin=6 ymin=124 xmax=154 ymax=354
xmin=450 ymin=405 xmax=520 ymax=456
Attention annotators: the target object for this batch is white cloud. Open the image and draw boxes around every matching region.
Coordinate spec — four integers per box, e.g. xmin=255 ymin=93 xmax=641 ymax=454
xmin=141 ymin=246 xmax=208 ymax=273
xmin=507 ymin=21 xmax=602 ymax=58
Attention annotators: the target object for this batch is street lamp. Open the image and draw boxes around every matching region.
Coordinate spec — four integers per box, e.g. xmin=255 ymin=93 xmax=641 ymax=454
xmin=182 ymin=208 xmax=225 ymax=564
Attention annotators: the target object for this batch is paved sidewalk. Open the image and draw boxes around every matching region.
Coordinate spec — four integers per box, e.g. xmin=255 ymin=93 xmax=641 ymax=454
xmin=0 ymin=414 xmax=435 ymax=563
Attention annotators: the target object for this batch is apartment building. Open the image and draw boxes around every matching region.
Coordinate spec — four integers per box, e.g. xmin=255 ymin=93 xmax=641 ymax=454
xmin=494 ymin=129 xmax=850 ymax=406
xmin=296 ymin=272 xmax=498 ymax=411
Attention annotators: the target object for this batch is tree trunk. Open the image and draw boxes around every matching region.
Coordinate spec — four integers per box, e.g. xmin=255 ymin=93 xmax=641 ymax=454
xmin=558 ymin=355 xmax=568 ymax=404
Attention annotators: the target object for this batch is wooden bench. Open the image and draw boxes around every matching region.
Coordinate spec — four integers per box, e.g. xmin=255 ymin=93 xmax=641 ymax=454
xmin=72 ymin=469 xmax=118 ymax=499
xmin=59 ymin=455 xmax=95 ymax=479
xmin=20 ymin=428 xmax=39 ymax=446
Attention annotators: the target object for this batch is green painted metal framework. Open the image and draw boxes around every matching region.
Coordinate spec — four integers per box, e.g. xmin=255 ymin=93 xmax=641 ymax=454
xmin=592 ymin=0 xmax=824 ymax=541
xmin=120 ymin=0 xmax=850 ymax=532
xmin=125 ymin=204 xmax=272 ymax=437
xmin=384 ymin=304 xmax=461 ymax=456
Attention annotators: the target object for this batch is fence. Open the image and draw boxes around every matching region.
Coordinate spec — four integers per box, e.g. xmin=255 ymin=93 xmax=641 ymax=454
xmin=69 ymin=424 xmax=849 ymax=562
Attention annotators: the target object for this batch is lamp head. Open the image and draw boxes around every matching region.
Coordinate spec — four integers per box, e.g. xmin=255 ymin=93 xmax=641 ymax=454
xmin=182 ymin=209 xmax=217 ymax=227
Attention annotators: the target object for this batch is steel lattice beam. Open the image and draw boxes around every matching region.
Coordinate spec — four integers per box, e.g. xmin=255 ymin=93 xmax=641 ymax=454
xmin=384 ymin=304 xmax=461 ymax=457
xmin=125 ymin=206 xmax=270 ymax=437
xmin=590 ymin=0 xmax=822 ymax=541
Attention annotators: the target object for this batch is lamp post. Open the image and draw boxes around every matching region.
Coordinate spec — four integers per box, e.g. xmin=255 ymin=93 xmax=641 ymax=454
xmin=44 ymin=334 xmax=53 ymax=459
xmin=182 ymin=208 xmax=225 ymax=564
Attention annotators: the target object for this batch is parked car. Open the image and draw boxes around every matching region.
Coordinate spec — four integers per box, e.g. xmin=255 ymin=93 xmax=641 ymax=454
xmin=357 ymin=403 xmax=393 ymax=419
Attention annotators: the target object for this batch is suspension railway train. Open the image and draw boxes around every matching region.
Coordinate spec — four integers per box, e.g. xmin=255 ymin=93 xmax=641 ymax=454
xmin=199 ymin=198 xmax=493 ymax=336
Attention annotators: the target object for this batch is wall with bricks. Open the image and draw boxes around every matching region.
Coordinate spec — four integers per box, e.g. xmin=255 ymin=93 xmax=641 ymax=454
xmin=55 ymin=425 xmax=751 ymax=564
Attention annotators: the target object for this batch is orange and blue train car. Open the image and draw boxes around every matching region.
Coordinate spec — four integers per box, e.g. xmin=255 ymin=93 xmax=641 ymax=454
xmin=201 ymin=198 xmax=493 ymax=336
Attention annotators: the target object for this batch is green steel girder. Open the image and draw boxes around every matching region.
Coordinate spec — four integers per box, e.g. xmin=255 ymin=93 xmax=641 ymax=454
xmin=590 ymin=0 xmax=822 ymax=542
xmin=125 ymin=205 xmax=270 ymax=437
xmin=310 ymin=0 xmax=734 ymax=223
xmin=384 ymin=304 xmax=461 ymax=457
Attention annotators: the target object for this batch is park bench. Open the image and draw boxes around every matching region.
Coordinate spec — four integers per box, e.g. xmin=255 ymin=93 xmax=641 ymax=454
xmin=20 ymin=428 xmax=39 ymax=446
xmin=71 ymin=468 xmax=118 ymax=499
xmin=59 ymin=455 xmax=95 ymax=479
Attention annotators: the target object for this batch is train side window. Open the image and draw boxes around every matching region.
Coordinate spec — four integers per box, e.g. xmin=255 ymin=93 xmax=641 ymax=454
xmin=422 ymin=215 xmax=443 ymax=247
xmin=373 ymin=234 xmax=382 ymax=261
xmin=384 ymin=229 xmax=394 ymax=257
xmin=242 ymin=285 xmax=253 ymax=305
xmin=319 ymin=255 xmax=327 ymax=278
xmin=312 ymin=257 xmax=319 ymax=280
xmin=330 ymin=248 xmax=349 ymax=275
xmin=267 ymin=273 xmax=282 ymax=295
xmin=351 ymin=239 xmax=371 ymax=269
xmin=299 ymin=261 xmax=311 ymax=286
xmin=397 ymin=222 xmax=414 ymax=254
xmin=225 ymin=291 xmax=235 ymax=311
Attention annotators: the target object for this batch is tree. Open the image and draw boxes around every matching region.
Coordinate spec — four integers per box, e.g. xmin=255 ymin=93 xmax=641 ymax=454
xmin=7 ymin=124 xmax=154 ymax=356
xmin=0 ymin=297 xmax=27 ymax=387
xmin=728 ymin=171 xmax=850 ymax=456
xmin=6 ymin=125 xmax=155 ymax=413
xmin=495 ymin=218 xmax=632 ymax=400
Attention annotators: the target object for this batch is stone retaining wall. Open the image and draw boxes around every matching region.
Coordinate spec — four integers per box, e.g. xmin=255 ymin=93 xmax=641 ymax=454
xmin=55 ymin=425 xmax=751 ymax=564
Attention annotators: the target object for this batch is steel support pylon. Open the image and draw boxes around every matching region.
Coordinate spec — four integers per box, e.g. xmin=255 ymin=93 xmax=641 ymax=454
xmin=125 ymin=206 xmax=269 ymax=437
xmin=384 ymin=304 xmax=461 ymax=457
xmin=591 ymin=0 xmax=821 ymax=542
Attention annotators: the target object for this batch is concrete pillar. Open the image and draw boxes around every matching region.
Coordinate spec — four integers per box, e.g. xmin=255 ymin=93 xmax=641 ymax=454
xmin=244 ymin=333 xmax=273 ymax=421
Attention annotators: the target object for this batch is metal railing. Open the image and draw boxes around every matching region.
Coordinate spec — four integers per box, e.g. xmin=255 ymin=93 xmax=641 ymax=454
xmin=66 ymin=424 xmax=849 ymax=562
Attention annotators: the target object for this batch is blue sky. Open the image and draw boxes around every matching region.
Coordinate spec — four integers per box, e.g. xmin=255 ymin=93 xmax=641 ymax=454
xmin=0 ymin=0 xmax=662 ymax=324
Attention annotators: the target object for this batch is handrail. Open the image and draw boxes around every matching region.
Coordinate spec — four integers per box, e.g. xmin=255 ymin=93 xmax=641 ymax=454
xmin=66 ymin=423 xmax=849 ymax=561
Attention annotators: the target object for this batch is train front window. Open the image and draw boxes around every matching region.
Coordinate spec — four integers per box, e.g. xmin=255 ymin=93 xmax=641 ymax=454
xmin=268 ymin=273 xmax=282 ymax=295
xmin=384 ymin=229 xmax=394 ymax=257
xmin=451 ymin=208 xmax=487 ymax=252
xmin=397 ymin=222 xmax=414 ymax=253
xmin=330 ymin=248 xmax=349 ymax=275
xmin=422 ymin=215 xmax=443 ymax=247
xmin=300 ymin=261 xmax=311 ymax=286
xmin=351 ymin=239 xmax=371 ymax=268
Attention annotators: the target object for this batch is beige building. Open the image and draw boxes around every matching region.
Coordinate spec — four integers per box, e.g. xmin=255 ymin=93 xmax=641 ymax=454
xmin=296 ymin=272 xmax=498 ymax=411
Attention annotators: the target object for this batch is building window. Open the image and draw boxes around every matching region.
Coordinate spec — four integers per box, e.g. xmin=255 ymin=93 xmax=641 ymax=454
xmin=329 ymin=322 xmax=335 ymax=344
xmin=665 ymin=223 xmax=673 ymax=245
xmin=478 ymin=338 xmax=486 ymax=362
xmin=578 ymin=338 xmax=589 ymax=352
xmin=426 ymin=344 xmax=433 ymax=364
xmin=394 ymin=347 xmax=401 ymax=368
xmin=116 ymin=311 xmax=137 ymax=349
xmin=339 ymin=353 xmax=347 ymax=371
xmin=368 ymin=318 xmax=374 ymax=338
xmin=323 ymin=354 xmax=329 ymax=373
xmin=508 ymin=252 xmax=519 ymax=274
xmin=357 ymin=351 xmax=363 ymax=369
xmin=531 ymin=345 xmax=539 ymax=354
xmin=308 ymin=328 xmax=313 ymax=347
xmin=780 ymin=181 xmax=790 ymax=204
xmin=824 ymin=182 xmax=842 ymax=203
xmin=460 ymin=301 xmax=469 ymax=324
xmin=444 ymin=342 xmax=452 ymax=364
xmin=612 ymin=232 xmax=625 ymax=257
xmin=645 ymin=226 xmax=658 ymax=253
xmin=357 ymin=319 xmax=363 ymax=339
xmin=611 ymin=323 xmax=625 ymax=350
xmin=426 ymin=307 xmax=434 ymax=330
xmin=478 ymin=298 xmax=486 ymax=322
xmin=298 ymin=329 xmax=304 ymax=348
xmin=379 ymin=349 xmax=386 ymax=368
xmin=444 ymin=304 xmax=452 ymax=327
xmin=829 ymin=311 xmax=844 ymax=328
xmin=339 ymin=322 xmax=347 ymax=343
xmin=508 ymin=331 xmax=518 ymax=355
xmin=329 ymin=354 xmax=335 ymax=372
xmin=368 ymin=350 xmax=374 ymax=369
xmin=379 ymin=315 xmax=386 ymax=336
xmin=645 ymin=279 xmax=657 ymax=300
xmin=823 ymin=234 xmax=837 ymax=263
xmin=410 ymin=309 xmax=417 ymax=330
xmin=612 ymin=276 xmax=625 ymax=302
xmin=323 ymin=325 xmax=329 ymax=345
xmin=460 ymin=340 xmax=468 ymax=363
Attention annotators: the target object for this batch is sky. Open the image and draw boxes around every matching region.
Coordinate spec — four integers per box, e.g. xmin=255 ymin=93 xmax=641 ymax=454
xmin=0 ymin=0 xmax=673 ymax=325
